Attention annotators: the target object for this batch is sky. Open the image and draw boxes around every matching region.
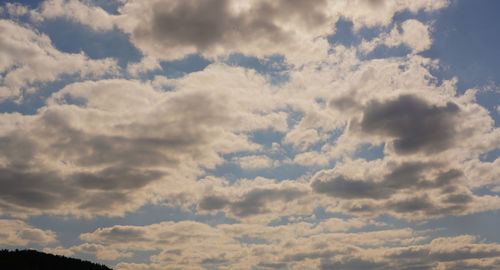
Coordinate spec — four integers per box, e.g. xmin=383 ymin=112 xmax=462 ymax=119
xmin=0 ymin=0 xmax=500 ymax=269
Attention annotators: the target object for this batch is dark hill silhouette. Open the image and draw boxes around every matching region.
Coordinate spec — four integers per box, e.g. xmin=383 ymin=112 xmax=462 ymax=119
xmin=0 ymin=249 xmax=112 ymax=270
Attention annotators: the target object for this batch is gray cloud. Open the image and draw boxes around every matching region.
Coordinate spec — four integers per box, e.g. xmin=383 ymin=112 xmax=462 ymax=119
xmin=198 ymin=195 xmax=230 ymax=211
xmin=311 ymin=161 xmax=475 ymax=217
xmin=356 ymin=94 xmax=460 ymax=155
xmin=312 ymin=175 xmax=391 ymax=199
xmin=257 ymin=262 xmax=288 ymax=269
xmin=387 ymin=244 xmax=500 ymax=264
xmin=320 ymin=257 xmax=387 ymax=270
xmin=126 ymin=0 xmax=328 ymax=59
xmin=230 ymin=188 xmax=307 ymax=217
xmin=85 ymin=227 xmax=148 ymax=244
xmin=72 ymin=167 xmax=164 ymax=191
xmin=312 ymin=162 xmax=461 ymax=200
xmin=0 ymin=168 xmax=79 ymax=210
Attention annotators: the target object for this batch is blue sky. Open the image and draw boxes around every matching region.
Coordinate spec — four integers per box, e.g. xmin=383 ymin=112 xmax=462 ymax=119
xmin=1 ymin=0 xmax=500 ymax=269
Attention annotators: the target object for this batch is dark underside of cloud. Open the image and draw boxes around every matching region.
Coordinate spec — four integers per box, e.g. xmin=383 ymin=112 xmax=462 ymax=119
xmin=354 ymin=94 xmax=461 ymax=155
xmin=311 ymin=161 xmax=472 ymax=216
xmin=198 ymin=187 xmax=307 ymax=217
xmin=132 ymin=0 xmax=327 ymax=53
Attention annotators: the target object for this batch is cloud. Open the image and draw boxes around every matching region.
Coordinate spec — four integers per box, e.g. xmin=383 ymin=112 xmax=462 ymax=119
xmin=71 ymin=243 xmax=132 ymax=261
xmin=35 ymin=0 xmax=115 ymax=31
xmin=0 ymin=64 xmax=287 ymax=218
xmin=310 ymin=158 xmax=500 ymax=219
xmin=312 ymin=174 xmax=391 ymax=199
xmin=229 ymin=187 xmax=307 ymax=217
xmin=112 ymin=0 xmax=449 ymax=65
xmin=0 ymin=19 xmax=118 ymax=101
xmin=76 ymin=218 xmax=500 ymax=270
xmin=0 ymin=219 xmax=57 ymax=246
xmin=232 ymin=154 xmax=274 ymax=170
xmin=42 ymin=246 xmax=75 ymax=257
xmin=196 ymin=178 xmax=311 ymax=222
xmin=359 ymin=19 xmax=433 ymax=54
xmin=354 ymin=94 xmax=460 ymax=155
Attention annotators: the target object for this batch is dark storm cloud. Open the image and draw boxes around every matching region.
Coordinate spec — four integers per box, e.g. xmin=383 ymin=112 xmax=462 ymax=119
xmin=131 ymin=0 xmax=327 ymax=54
xmin=229 ymin=187 xmax=307 ymax=217
xmin=356 ymin=94 xmax=460 ymax=155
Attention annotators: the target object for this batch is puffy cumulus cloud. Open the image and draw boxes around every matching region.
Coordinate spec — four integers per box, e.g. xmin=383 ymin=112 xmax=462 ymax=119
xmin=42 ymin=246 xmax=75 ymax=257
xmin=71 ymin=243 xmax=132 ymax=261
xmin=77 ymin=219 xmax=500 ymax=270
xmin=4 ymin=2 xmax=31 ymax=17
xmin=335 ymin=0 xmax=449 ymax=31
xmin=110 ymin=0 xmax=448 ymax=65
xmin=34 ymin=0 xmax=116 ymax=31
xmin=0 ymin=219 xmax=57 ymax=246
xmin=311 ymin=158 xmax=500 ymax=219
xmin=196 ymin=177 xmax=312 ymax=223
xmin=0 ymin=19 xmax=118 ymax=101
xmin=0 ymin=64 xmax=288 ymax=218
xmin=359 ymin=19 xmax=433 ymax=54
xmin=116 ymin=0 xmax=332 ymax=65
xmin=76 ymin=219 xmax=392 ymax=269
xmin=13 ymin=0 xmax=449 ymax=67
xmin=353 ymin=94 xmax=461 ymax=155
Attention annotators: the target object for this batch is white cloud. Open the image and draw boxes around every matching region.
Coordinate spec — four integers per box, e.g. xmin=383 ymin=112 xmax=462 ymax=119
xmin=232 ymin=155 xmax=274 ymax=170
xmin=43 ymin=246 xmax=75 ymax=257
xmin=0 ymin=219 xmax=57 ymax=246
xmin=35 ymin=0 xmax=116 ymax=31
xmin=75 ymin=219 xmax=500 ymax=270
xmin=71 ymin=243 xmax=132 ymax=261
xmin=0 ymin=19 xmax=118 ymax=101
xmin=360 ymin=19 xmax=432 ymax=54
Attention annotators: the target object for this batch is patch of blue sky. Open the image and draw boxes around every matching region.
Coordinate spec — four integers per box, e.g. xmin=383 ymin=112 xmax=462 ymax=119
xmin=135 ymin=54 xmax=212 ymax=82
xmin=417 ymin=0 xmax=500 ymax=125
xmin=225 ymin=53 xmax=290 ymax=85
xmin=360 ymin=44 xmax=412 ymax=61
xmin=0 ymin=73 xmax=94 ymax=115
xmin=472 ymin=186 xmax=500 ymax=197
xmin=39 ymin=18 xmax=142 ymax=68
xmin=158 ymin=54 xmax=212 ymax=79
xmin=23 ymin=204 xmax=238 ymax=251
xmin=202 ymin=154 xmax=310 ymax=184
xmin=353 ymin=143 xmax=385 ymax=162
xmin=327 ymin=18 xmax=386 ymax=49
xmin=414 ymin=211 xmax=500 ymax=243
xmin=90 ymin=0 xmax=123 ymax=15
xmin=479 ymin=148 xmax=500 ymax=163
xmin=5 ymin=0 xmax=43 ymax=9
